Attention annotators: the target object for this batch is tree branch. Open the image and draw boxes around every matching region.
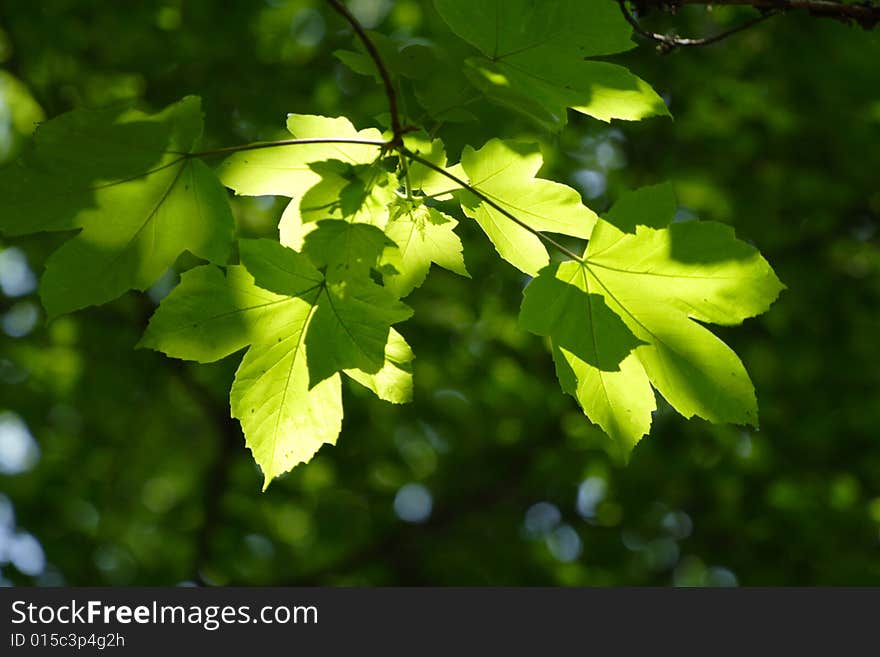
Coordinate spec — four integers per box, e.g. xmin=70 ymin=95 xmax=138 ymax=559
xmin=326 ymin=0 xmax=404 ymax=145
xmin=672 ymin=0 xmax=880 ymax=28
xmin=620 ymin=1 xmax=779 ymax=51
xmin=631 ymin=0 xmax=880 ymax=38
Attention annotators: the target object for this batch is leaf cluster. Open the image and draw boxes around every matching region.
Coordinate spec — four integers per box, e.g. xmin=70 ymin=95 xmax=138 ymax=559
xmin=0 ymin=0 xmax=782 ymax=488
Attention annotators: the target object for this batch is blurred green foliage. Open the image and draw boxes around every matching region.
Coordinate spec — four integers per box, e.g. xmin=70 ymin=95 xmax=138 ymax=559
xmin=0 ymin=0 xmax=879 ymax=586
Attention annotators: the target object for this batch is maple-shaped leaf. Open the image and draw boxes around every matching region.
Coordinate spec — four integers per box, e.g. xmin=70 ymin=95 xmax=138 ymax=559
xmin=240 ymin=236 xmax=412 ymax=388
xmin=434 ymin=0 xmax=669 ymax=130
xmin=217 ymin=114 xmax=384 ymax=198
xmin=0 ymin=96 xmax=233 ymax=317
xmin=140 ymin=238 xmax=413 ymax=487
xmin=519 ymin=183 xmax=784 ymax=457
xmin=279 ymin=198 xmax=313 ymax=251
xmin=278 ymin=134 xmax=470 ymax=295
xmin=137 ymin=261 xmax=339 ymax=489
xmin=458 ymin=138 xmax=597 ymax=276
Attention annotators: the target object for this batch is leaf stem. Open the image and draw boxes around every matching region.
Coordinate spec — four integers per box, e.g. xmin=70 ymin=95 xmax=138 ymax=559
xmin=398 ymin=151 xmax=414 ymax=200
xmin=186 ymin=136 xmax=388 ymax=159
xmin=399 ymin=147 xmax=584 ymax=263
xmin=326 ymin=0 xmax=404 ymax=144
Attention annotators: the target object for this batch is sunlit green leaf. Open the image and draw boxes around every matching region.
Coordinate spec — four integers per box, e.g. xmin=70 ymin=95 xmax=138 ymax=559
xmin=459 ymin=138 xmax=597 ymax=275
xmin=383 ymin=201 xmax=469 ymax=298
xmin=344 ymin=328 xmax=414 ymax=404
xmin=231 ymin=297 xmax=342 ymax=491
xmin=217 ymin=114 xmax=383 ymax=198
xmin=520 ymin=184 xmax=784 ymax=456
xmin=141 ymin=237 xmax=412 ymax=486
xmin=0 ymin=96 xmax=234 ymax=317
xmin=137 ymin=259 xmax=338 ymax=488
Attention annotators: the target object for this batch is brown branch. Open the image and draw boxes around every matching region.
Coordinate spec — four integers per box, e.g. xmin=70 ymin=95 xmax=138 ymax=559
xmin=633 ymin=0 xmax=880 ymax=35
xmin=326 ymin=0 xmax=404 ymax=145
xmin=624 ymin=0 xmax=880 ymax=53
xmin=673 ymin=0 xmax=880 ymax=28
xmin=620 ymin=1 xmax=779 ymax=52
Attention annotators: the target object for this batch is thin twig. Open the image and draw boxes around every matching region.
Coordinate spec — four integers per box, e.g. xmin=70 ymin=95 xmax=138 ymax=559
xmin=186 ymin=136 xmax=388 ymax=158
xmin=619 ymin=0 xmax=778 ymax=52
xmin=326 ymin=0 xmax=404 ymax=144
xmin=400 ymin=147 xmax=585 ymax=263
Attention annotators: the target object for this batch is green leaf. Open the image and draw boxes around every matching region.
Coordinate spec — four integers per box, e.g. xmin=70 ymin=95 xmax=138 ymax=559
xmin=291 ymin=222 xmax=415 ymax=402
xmin=138 ymin=261 xmax=340 ymax=489
xmin=231 ymin=300 xmax=342 ymax=490
xmin=140 ymin=238 xmax=412 ymax=486
xmin=305 ymin=274 xmax=413 ymax=388
xmin=279 ymin=199 xmax=314 ymax=250
xmin=434 ymin=0 xmax=669 ymax=129
xmin=435 ymin=0 xmax=635 ymax=60
xmin=459 ymin=138 xmax=597 ymax=276
xmin=334 ymin=31 xmax=479 ymax=123
xmin=412 ymin=50 xmax=480 ymax=124
xmin=136 ymin=265 xmax=271 ymax=363
xmin=520 ymin=262 xmax=643 ymax=369
xmin=241 ymin=235 xmax=411 ymax=388
xmin=237 ymin=237 xmax=325 ymax=297
xmin=217 ymin=114 xmax=383 ymax=198
xmin=552 ymin=343 xmax=656 ymax=460
xmin=519 ymin=184 xmax=784 ymax=456
xmin=602 ymin=182 xmax=677 ymax=233
xmin=344 ymin=328 xmax=414 ymax=404
xmin=520 ymin=260 xmax=654 ymax=457
xmin=0 ymin=96 xmax=234 ymax=317
xmin=383 ymin=202 xmax=469 ymax=298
